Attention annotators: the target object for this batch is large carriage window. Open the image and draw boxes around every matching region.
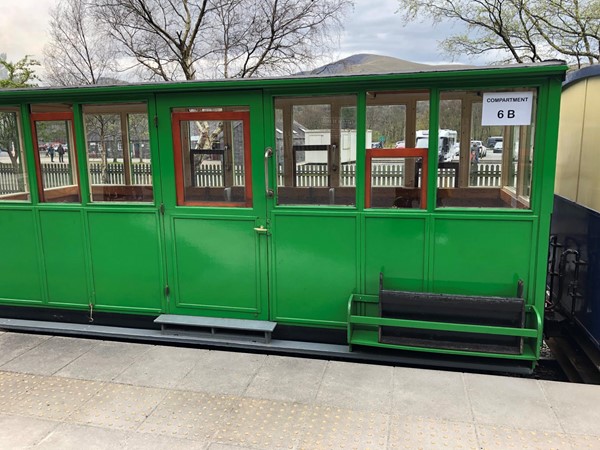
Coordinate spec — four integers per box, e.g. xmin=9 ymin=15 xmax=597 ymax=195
xmin=0 ymin=107 xmax=29 ymax=201
xmin=436 ymin=89 xmax=536 ymax=209
xmin=31 ymin=104 xmax=80 ymax=203
xmin=83 ymin=103 xmax=152 ymax=202
xmin=365 ymin=90 xmax=430 ymax=209
xmin=274 ymin=95 xmax=356 ymax=206
xmin=172 ymin=107 xmax=251 ymax=206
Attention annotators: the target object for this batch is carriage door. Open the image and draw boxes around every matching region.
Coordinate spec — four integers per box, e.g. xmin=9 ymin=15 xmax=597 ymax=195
xmin=267 ymin=95 xmax=360 ymax=326
xmin=165 ymin=99 xmax=269 ymax=320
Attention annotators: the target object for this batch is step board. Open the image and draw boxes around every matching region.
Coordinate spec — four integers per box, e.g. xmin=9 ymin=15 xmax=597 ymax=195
xmin=154 ymin=315 xmax=276 ymax=343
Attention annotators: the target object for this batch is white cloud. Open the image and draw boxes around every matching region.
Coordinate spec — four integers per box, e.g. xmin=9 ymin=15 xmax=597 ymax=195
xmin=338 ymin=0 xmax=474 ymax=64
xmin=0 ymin=0 xmax=489 ymax=81
xmin=0 ymin=0 xmax=55 ymax=61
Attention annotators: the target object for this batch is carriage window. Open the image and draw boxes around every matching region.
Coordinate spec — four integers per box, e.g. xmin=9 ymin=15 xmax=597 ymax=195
xmin=274 ymin=95 xmax=356 ymax=206
xmin=172 ymin=107 xmax=251 ymax=207
xmin=31 ymin=105 xmax=80 ymax=203
xmin=83 ymin=103 xmax=152 ymax=202
xmin=436 ymin=89 xmax=536 ymax=209
xmin=0 ymin=107 xmax=29 ymax=201
xmin=365 ymin=90 xmax=429 ymax=209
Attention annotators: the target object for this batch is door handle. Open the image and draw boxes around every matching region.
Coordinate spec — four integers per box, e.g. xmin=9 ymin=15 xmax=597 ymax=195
xmin=254 ymin=225 xmax=269 ymax=233
xmin=264 ymin=147 xmax=274 ymax=198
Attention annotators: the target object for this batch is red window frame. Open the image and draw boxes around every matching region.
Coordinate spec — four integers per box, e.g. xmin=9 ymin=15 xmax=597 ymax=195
xmin=172 ymin=111 xmax=253 ymax=207
xmin=30 ymin=112 xmax=80 ymax=203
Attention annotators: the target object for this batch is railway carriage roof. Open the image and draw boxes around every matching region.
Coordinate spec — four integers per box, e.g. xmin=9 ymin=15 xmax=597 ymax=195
xmin=0 ymin=60 xmax=567 ymax=100
xmin=564 ymin=64 xmax=600 ymax=89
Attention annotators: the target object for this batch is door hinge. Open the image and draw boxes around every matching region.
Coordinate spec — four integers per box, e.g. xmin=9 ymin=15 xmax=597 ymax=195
xmin=159 ymin=203 xmax=165 ymax=215
xmin=154 ymin=116 xmax=159 ymax=128
xmin=165 ymin=285 xmax=170 ymax=297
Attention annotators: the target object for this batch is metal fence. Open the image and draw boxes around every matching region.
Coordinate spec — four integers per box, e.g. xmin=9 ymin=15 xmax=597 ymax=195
xmin=0 ymin=161 xmax=503 ymax=195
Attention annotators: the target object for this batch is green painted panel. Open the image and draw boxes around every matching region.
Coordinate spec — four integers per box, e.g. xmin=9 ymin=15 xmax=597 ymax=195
xmin=432 ymin=218 xmax=532 ymax=297
xmin=272 ymin=214 xmax=357 ymax=325
xmin=0 ymin=209 xmax=42 ymax=302
xmin=39 ymin=210 xmax=88 ymax=306
xmin=88 ymin=211 xmax=163 ymax=311
xmin=172 ymin=217 xmax=261 ymax=315
xmin=364 ymin=217 xmax=426 ymax=294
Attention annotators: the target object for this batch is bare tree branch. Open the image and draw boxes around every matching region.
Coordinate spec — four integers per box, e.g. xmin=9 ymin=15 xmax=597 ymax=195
xmin=397 ymin=0 xmax=600 ymax=67
xmin=44 ymin=0 xmax=118 ymax=85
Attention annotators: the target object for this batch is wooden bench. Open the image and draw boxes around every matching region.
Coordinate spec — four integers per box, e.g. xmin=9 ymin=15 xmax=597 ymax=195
xmin=378 ymin=273 xmax=526 ymax=354
xmin=154 ymin=314 xmax=277 ymax=343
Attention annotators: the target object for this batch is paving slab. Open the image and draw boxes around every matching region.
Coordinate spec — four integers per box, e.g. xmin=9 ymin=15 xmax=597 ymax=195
xmin=392 ymin=366 xmax=471 ymax=422
xmin=70 ymin=382 xmax=168 ymax=431
xmin=0 ymin=335 xmax=96 ymax=375
xmin=464 ymin=372 xmax=561 ymax=431
xmin=0 ymin=331 xmax=599 ymax=450
xmin=114 ymin=345 xmax=203 ymax=389
xmin=55 ymin=340 xmax=151 ymax=382
xmin=138 ymin=389 xmax=234 ymax=441
xmin=388 ymin=415 xmax=477 ymax=450
xmin=0 ymin=331 xmax=52 ymax=366
xmin=0 ymin=413 xmax=60 ymax=448
xmin=540 ymin=380 xmax=600 ymax=436
xmin=208 ymin=444 xmax=263 ymax=450
xmin=35 ymin=423 xmax=132 ymax=450
xmin=244 ymin=355 xmax=327 ymax=403
xmin=0 ymin=372 xmax=103 ymax=421
xmin=566 ymin=433 xmax=600 ymax=449
xmin=215 ymin=397 xmax=309 ymax=450
xmin=179 ymin=350 xmax=266 ymax=395
xmin=298 ymin=405 xmax=389 ymax=450
xmin=125 ymin=432 xmax=208 ymax=449
xmin=316 ymin=360 xmax=393 ymax=413
xmin=475 ymin=424 xmax=574 ymax=450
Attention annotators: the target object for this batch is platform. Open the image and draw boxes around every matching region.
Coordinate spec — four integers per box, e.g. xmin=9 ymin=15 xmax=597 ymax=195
xmin=0 ymin=329 xmax=599 ymax=449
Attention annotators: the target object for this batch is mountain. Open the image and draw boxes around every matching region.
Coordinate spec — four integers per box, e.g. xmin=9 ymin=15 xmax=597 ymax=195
xmin=300 ymin=53 xmax=474 ymax=75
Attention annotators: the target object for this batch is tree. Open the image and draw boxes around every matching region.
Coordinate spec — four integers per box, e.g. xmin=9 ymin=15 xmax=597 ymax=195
xmin=91 ymin=0 xmax=353 ymax=81
xmin=0 ymin=56 xmax=39 ymax=184
xmin=0 ymin=56 xmax=40 ymax=88
xmin=44 ymin=0 xmax=118 ymax=86
xmin=396 ymin=0 xmax=600 ymax=67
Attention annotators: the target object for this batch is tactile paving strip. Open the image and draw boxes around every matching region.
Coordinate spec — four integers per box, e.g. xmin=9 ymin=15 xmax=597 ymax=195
xmin=0 ymin=371 xmax=30 ymax=406
xmin=70 ymin=383 xmax=167 ymax=430
xmin=138 ymin=390 xmax=234 ymax=440
xmin=567 ymin=434 xmax=600 ymax=449
xmin=215 ymin=397 xmax=310 ymax=449
xmin=0 ymin=371 xmax=103 ymax=421
xmin=388 ymin=415 xmax=478 ymax=450
xmin=298 ymin=405 xmax=389 ymax=450
xmin=477 ymin=425 xmax=578 ymax=450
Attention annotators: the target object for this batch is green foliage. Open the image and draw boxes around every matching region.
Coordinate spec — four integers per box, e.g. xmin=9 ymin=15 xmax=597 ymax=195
xmin=0 ymin=56 xmax=40 ymax=88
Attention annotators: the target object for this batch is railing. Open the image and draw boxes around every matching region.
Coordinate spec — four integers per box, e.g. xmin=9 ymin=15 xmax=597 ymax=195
xmin=0 ymin=164 xmax=25 ymax=194
xmin=89 ymin=163 xmax=153 ymax=185
xmin=0 ymin=161 xmax=504 ymax=195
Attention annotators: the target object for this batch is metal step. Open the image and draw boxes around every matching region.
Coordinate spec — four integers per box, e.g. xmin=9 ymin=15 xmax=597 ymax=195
xmin=0 ymin=317 xmax=535 ymax=375
xmin=154 ymin=314 xmax=277 ymax=343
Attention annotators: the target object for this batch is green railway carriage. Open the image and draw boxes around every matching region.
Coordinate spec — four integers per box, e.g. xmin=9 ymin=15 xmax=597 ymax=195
xmin=0 ymin=61 xmax=566 ymax=372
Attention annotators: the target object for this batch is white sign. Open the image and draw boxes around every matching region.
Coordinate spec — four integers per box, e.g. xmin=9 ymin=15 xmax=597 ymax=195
xmin=481 ymin=92 xmax=534 ymax=126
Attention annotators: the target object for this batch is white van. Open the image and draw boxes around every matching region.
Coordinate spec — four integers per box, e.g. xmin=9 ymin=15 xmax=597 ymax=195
xmin=416 ymin=129 xmax=458 ymax=162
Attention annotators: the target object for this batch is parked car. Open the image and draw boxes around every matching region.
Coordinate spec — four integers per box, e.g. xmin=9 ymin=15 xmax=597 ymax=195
xmin=487 ymin=136 xmax=503 ymax=150
xmin=494 ymin=141 xmax=503 ymax=153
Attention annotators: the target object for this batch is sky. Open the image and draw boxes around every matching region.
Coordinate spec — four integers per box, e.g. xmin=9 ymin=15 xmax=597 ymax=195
xmin=0 ymin=0 xmax=475 ymax=78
